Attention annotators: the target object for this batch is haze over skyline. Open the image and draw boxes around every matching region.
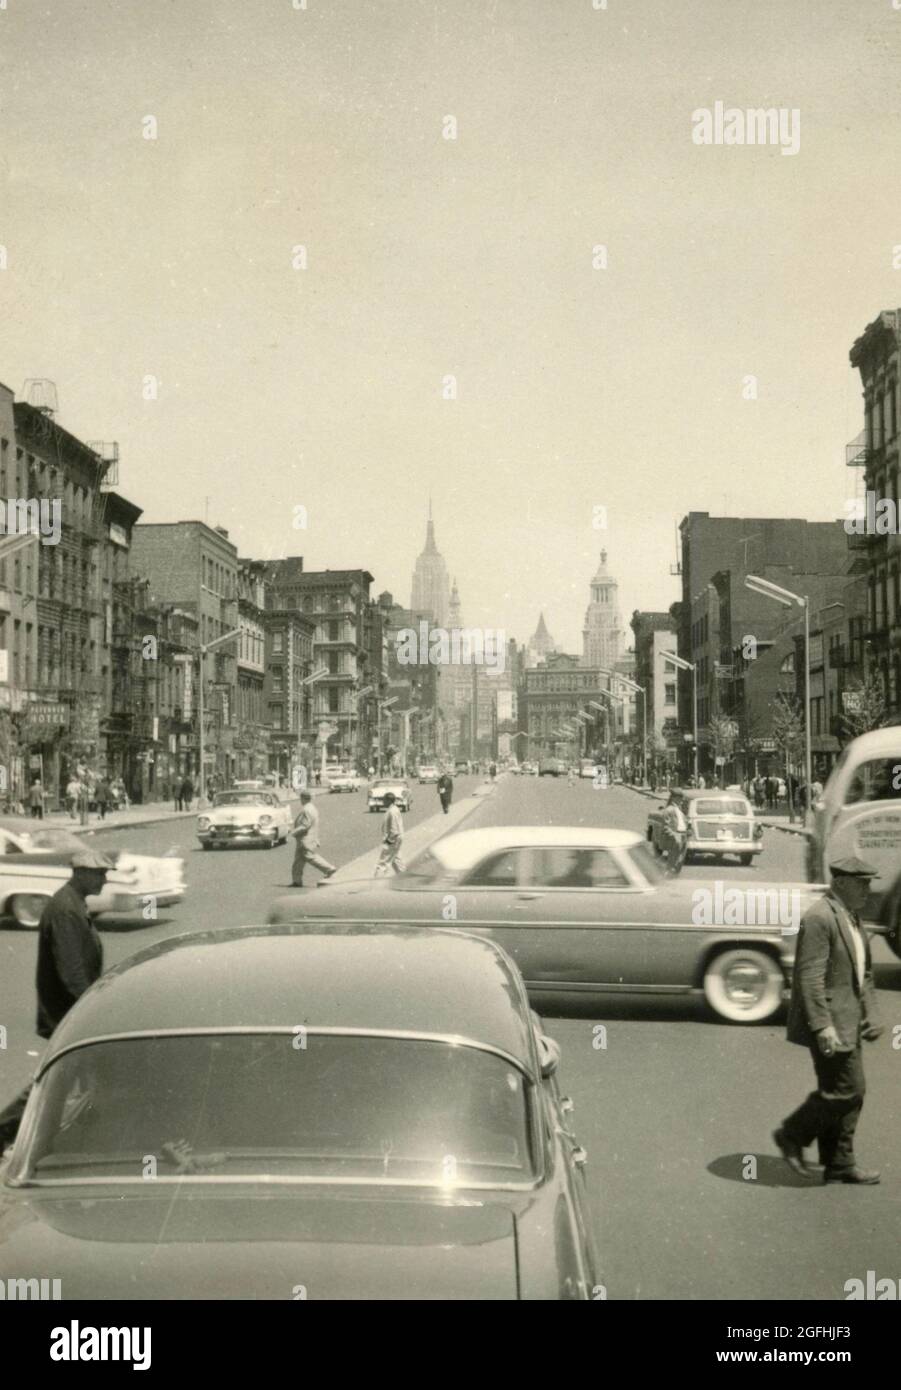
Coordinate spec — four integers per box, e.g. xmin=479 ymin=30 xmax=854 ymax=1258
xmin=3 ymin=0 xmax=899 ymax=650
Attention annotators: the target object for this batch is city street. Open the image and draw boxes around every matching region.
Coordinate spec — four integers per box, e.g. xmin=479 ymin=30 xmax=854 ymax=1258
xmin=2 ymin=774 xmax=898 ymax=1300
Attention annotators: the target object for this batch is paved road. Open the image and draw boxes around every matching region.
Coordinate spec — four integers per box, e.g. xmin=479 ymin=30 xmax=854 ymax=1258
xmin=2 ymin=773 xmax=899 ymax=1299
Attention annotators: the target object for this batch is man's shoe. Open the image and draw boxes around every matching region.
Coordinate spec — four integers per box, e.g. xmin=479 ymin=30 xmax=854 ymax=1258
xmin=773 ymin=1128 xmax=811 ymax=1176
xmin=824 ymin=1167 xmax=880 ymax=1185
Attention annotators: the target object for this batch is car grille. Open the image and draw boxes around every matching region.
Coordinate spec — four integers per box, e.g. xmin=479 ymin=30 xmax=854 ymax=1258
xmin=694 ymin=820 xmax=750 ymax=840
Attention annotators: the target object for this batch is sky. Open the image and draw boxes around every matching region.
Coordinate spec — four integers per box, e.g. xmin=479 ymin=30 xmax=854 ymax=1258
xmin=2 ymin=0 xmax=900 ymax=651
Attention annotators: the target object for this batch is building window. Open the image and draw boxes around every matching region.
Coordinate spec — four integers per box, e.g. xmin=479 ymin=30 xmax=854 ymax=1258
xmin=664 ymin=682 xmax=676 ymax=706
xmin=272 ymin=632 xmax=283 ymax=654
xmin=328 ymin=686 xmax=339 ymax=713
xmin=328 ymin=620 xmax=339 ymax=642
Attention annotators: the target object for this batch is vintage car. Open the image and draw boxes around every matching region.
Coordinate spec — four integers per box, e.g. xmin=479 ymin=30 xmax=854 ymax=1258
xmin=326 ymin=768 xmax=363 ymax=793
xmin=197 ymin=787 xmax=294 ymax=849
xmin=538 ymin=758 xmax=565 ymax=777
xmin=418 ymin=766 xmax=440 ymax=784
xmin=807 ymin=729 xmax=901 ymax=955
xmin=454 ymin=760 xmax=471 ymax=776
xmin=368 ymin=779 xmax=412 ymax=813
xmin=579 ymin=760 xmax=598 ymax=780
xmin=0 ymin=924 xmax=599 ymax=1300
xmin=647 ymin=789 xmax=763 ymax=866
xmin=0 ymin=820 xmax=185 ymax=928
xmin=268 ymin=827 xmax=819 ymax=1024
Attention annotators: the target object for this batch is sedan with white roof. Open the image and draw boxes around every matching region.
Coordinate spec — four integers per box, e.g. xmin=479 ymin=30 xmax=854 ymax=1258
xmin=268 ymin=826 xmax=823 ymax=1023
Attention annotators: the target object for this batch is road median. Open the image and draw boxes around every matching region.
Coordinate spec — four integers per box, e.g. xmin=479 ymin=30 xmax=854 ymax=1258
xmin=329 ymin=784 xmax=495 ymax=883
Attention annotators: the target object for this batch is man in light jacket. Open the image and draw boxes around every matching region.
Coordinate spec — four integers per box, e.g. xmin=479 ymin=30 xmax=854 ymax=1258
xmin=774 ymin=856 xmax=883 ymax=1184
xmin=374 ymin=792 xmax=405 ymax=876
xmin=290 ymin=791 xmax=336 ymax=887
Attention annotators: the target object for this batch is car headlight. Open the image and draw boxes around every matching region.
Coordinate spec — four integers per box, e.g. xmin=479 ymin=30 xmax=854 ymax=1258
xmin=258 ymin=815 xmax=273 ymax=826
xmin=198 ymin=817 xmax=211 ymax=830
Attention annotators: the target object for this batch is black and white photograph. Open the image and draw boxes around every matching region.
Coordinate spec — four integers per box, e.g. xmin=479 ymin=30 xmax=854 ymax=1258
xmin=0 ymin=0 xmax=900 ymax=1342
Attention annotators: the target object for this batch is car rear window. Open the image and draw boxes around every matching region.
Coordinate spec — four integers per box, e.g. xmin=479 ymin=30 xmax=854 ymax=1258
xmin=23 ymin=1036 xmax=535 ymax=1186
xmin=693 ymin=799 xmax=750 ymax=817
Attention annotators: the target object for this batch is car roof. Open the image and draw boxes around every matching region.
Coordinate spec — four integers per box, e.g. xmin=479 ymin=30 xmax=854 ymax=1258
xmin=837 ymin=728 xmax=901 ymax=761
xmin=41 ymin=924 xmax=536 ymax=1076
xmin=680 ymin=788 xmax=749 ymax=800
xmin=427 ymin=825 xmax=644 ymax=871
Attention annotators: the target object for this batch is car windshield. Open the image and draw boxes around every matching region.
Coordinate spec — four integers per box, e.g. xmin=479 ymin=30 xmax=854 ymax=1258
xmin=627 ymin=841 xmax=666 ymax=884
xmin=693 ymin=799 xmax=749 ymax=817
xmin=213 ymin=793 xmax=273 ymax=807
xmin=23 ymin=1036 xmax=534 ymax=1186
xmin=0 ymin=825 xmax=87 ymax=854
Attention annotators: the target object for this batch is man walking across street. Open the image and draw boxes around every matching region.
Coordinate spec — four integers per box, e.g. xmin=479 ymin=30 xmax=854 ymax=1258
xmin=29 ymin=777 xmax=44 ymax=819
xmin=374 ymin=791 xmax=405 ymax=876
xmin=437 ymin=768 xmax=453 ymax=815
xmin=0 ymin=848 xmax=114 ymax=1150
xmin=290 ymin=790 xmax=336 ymax=887
xmin=774 ymin=856 xmax=883 ymax=1185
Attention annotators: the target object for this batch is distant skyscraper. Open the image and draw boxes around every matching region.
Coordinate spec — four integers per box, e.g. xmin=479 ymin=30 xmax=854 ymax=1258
xmin=582 ymin=550 xmax=624 ymax=669
xmin=525 ymin=612 xmax=557 ymax=668
xmin=410 ymin=500 xmax=449 ymax=628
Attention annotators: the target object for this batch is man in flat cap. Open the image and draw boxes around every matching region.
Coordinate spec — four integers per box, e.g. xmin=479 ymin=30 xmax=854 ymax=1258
xmin=774 ymin=855 xmax=883 ymax=1184
xmin=0 ymin=847 xmax=113 ymax=1149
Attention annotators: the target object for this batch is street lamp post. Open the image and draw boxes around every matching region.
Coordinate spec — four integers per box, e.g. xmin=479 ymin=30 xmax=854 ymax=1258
xmin=663 ymin=653 xmax=698 ymax=785
xmin=608 ymin=674 xmax=647 ymax=786
xmin=745 ymin=575 xmax=812 ymax=819
xmin=197 ymin=627 xmax=242 ymax=808
xmin=377 ymin=697 xmax=398 ymax=776
xmin=300 ymin=666 xmax=329 ymax=786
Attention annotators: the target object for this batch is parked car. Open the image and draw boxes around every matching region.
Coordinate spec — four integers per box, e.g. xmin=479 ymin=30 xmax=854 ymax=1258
xmin=0 ymin=820 xmax=186 ymax=928
xmin=579 ymin=760 xmax=597 ymax=780
xmin=538 ymin=758 xmax=565 ymax=777
xmin=368 ymin=779 xmax=412 ymax=813
xmin=268 ymin=826 xmax=819 ymax=1023
xmin=454 ymin=760 xmax=471 ymax=776
xmin=0 ymin=923 xmax=599 ymax=1299
xmin=197 ymin=787 xmax=294 ymax=850
xmin=418 ymin=766 xmax=439 ymax=784
xmin=807 ymin=729 xmax=901 ymax=955
xmin=326 ymin=768 xmax=363 ymax=793
xmin=647 ymin=789 xmax=763 ymax=867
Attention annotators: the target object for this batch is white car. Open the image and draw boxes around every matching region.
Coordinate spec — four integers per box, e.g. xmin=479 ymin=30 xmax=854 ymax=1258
xmin=418 ymin=766 xmax=439 ymax=784
xmin=326 ymin=768 xmax=363 ymax=793
xmin=368 ymin=780 xmax=412 ymax=813
xmin=197 ymin=788 xmax=294 ymax=850
xmin=0 ymin=820 xmax=186 ymax=928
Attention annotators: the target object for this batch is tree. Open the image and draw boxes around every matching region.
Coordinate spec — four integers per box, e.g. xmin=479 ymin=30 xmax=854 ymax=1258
xmin=707 ymin=714 xmax=739 ymax=785
xmin=772 ymin=691 xmax=804 ymax=820
xmin=837 ymin=673 xmax=888 ymax=743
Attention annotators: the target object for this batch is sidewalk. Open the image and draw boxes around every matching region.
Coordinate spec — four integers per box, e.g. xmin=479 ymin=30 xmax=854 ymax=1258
xmin=329 ymin=782 xmax=496 ymax=883
xmin=33 ymin=789 xmax=314 ymax=837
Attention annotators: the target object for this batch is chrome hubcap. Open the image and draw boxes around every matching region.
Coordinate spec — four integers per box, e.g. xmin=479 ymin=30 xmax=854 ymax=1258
xmin=723 ymin=959 xmax=768 ymax=1008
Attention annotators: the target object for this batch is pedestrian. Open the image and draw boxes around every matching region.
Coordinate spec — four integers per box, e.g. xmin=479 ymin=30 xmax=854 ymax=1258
xmin=567 ymin=765 xmax=577 ymax=786
xmin=314 ymin=767 xmax=321 ymax=787
xmin=290 ymin=791 xmax=336 ymax=887
xmin=95 ymin=776 xmax=111 ymax=820
xmin=753 ymin=775 xmax=764 ymax=809
xmin=697 ymin=774 xmax=706 ymax=790
xmin=28 ymin=777 xmax=44 ymax=819
xmin=773 ymin=856 xmax=883 ymax=1185
xmin=65 ymin=776 xmax=81 ymax=820
xmin=374 ymin=791 xmax=405 ymax=876
xmin=180 ymin=776 xmax=194 ymax=812
xmin=649 ymin=770 xmax=658 ymax=794
xmin=661 ymin=790 xmax=689 ymax=874
xmin=174 ymin=782 xmax=183 ymax=812
xmin=0 ymin=848 xmax=114 ymax=1150
xmin=489 ymin=761 xmax=497 ymax=781
xmin=437 ymin=768 xmax=453 ymax=814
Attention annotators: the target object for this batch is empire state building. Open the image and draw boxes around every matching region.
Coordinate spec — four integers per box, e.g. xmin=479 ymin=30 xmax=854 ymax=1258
xmin=410 ymin=502 xmax=449 ymax=626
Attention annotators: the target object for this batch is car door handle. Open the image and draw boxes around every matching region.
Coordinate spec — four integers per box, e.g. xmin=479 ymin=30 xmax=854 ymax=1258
xmin=515 ymin=892 xmax=542 ymax=902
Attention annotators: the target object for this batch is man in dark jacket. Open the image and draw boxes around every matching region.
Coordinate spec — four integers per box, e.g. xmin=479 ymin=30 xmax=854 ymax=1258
xmin=0 ymin=849 xmax=113 ymax=1149
xmin=436 ymin=769 xmax=453 ymax=814
xmin=773 ymin=856 xmax=883 ymax=1184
